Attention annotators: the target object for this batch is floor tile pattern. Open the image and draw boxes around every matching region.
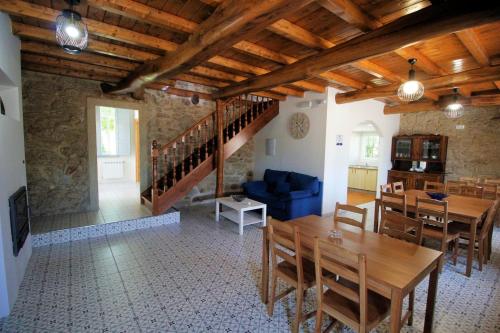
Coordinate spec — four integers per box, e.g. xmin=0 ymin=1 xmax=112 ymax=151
xmin=1 ymin=203 xmax=499 ymax=333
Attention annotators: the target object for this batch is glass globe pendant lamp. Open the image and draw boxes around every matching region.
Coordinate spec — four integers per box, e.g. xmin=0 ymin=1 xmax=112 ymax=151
xmin=56 ymin=0 xmax=88 ymax=54
xmin=397 ymin=58 xmax=425 ymax=102
xmin=443 ymin=88 xmax=464 ymax=119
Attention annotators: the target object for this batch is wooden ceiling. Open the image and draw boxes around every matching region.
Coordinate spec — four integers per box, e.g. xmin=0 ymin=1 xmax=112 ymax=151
xmin=2 ymin=0 xmax=500 ymax=113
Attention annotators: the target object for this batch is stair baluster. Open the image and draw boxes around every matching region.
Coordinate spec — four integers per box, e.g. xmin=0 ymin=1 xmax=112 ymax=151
xmin=151 ymin=140 xmax=159 ymax=203
xmin=189 ymin=130 xmax=194 ymax=172
xmin=172 ymin=142 xmax=177 ymax=185
xmin=163 ymin=148 xmax=168 ymax=191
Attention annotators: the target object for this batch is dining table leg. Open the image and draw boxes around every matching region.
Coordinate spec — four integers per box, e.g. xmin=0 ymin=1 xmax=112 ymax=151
xmin=389 ymin=288 xmax=403 ymax=333
xmin=373 ymin=199 xmax=380 ymax=233
xmin=261 ymin=226 xmax=269 ymax=304
xmin=423 ymin=263 xmax=439 ymax=333
xmin=465 ymin=220 xmax=477 ymax=277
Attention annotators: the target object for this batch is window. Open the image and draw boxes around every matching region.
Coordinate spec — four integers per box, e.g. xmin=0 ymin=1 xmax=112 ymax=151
xmin=99 ymin=107 xmax=117 ymax=155
xmin=97 ymin=107 xmax=132 ymax=156
xmin=361 ymin=133 xmax=379 ymax=160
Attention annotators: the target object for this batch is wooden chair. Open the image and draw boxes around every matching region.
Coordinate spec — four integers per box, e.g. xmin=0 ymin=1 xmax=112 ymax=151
xmin=477 ymin=183 xmax=498 ymax=200
xmin=378 ymin=210 xmax=424 ymax=326
xmin=380 ymin=183 xmax=393 ymax=193
xmin=392 ymin=181 xmax=404 ymax=194
xmin=313 ymin=238 xmax=390 ymax=333
xmin=380 ymin=192 xmax=407 ymax=216
xmin=460 ymin=185 xmax=484 ymax=198
xmin=448 ymin=200 xmax=499 ymax=271
xmin=423 ymin=181 xmax=445 ymax=193
xmin=267 ymin=218 xmax=315 ymax=333
xmin=459 ymin=176 xmax=479 ymax=185
xmin=416 ymin=198 xmax=460 ymax=271
xmin=446 ymin=180 xmax=466 ymax=195
xmin=333 ymin=202 xmax=367 ymax=230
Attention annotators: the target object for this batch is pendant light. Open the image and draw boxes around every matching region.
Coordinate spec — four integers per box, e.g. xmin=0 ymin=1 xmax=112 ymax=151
xmin=443 ymin=88 xmax=464 ymax=119
xmin=397 ymin=58 xmax=425 ymax=102
xmin=56 ymin=0 xmax=88 ymax=54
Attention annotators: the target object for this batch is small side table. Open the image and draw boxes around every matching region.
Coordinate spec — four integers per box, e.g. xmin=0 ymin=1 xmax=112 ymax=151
xmin=215 ymin=197 xmax=267 ymax=235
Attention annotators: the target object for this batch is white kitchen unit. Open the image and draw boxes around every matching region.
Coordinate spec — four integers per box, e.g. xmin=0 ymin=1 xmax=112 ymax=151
xmin=348 ymin=166 xmax=378 ymax=192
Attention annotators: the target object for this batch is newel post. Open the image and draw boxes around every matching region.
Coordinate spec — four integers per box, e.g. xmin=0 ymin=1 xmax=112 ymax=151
xmin=215 ymin=99 xmax=225 ymax=198
xmin=151 ymin=140 xmax=159 ymax=213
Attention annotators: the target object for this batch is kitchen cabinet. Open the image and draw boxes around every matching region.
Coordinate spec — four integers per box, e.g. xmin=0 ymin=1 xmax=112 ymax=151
xmin=387 ymin=170 xmax=444 ymax=190
xmin=348 ymin=167 xmax=378 ymax=192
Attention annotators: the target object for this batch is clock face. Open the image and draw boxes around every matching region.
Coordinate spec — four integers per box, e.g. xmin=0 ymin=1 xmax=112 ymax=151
xmin=289 ymin=112 xmax=310 ymax=139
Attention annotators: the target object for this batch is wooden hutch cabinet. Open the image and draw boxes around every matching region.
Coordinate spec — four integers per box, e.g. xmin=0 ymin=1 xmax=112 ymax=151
xmin=388 ymin=135 xmax=448 ymax=190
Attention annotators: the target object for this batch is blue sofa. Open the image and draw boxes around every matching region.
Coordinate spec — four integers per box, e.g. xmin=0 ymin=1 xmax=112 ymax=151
xmin=242 ymin=169 xmax=323 ymax=221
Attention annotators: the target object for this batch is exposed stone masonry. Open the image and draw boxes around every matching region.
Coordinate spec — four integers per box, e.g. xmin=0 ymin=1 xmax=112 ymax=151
xmin=22 ymin=71 xmax=255 ymax=216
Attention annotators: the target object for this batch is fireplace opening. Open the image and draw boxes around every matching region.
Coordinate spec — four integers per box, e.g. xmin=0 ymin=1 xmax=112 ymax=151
xmin=9 ymin=186 xmax=30 ymax=256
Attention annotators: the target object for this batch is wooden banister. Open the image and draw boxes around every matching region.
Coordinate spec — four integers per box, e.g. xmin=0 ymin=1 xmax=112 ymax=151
xmin=146 ymin=95 xmax=278 ymax=214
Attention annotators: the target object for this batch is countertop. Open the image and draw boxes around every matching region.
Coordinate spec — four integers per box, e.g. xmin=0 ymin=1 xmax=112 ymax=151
xmin=349 ymin=165 xmax=378 ymax=170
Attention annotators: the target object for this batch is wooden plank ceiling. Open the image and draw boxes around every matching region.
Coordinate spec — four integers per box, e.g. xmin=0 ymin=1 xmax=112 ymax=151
xmin=2 ymin=0 xmax=500 ymax=113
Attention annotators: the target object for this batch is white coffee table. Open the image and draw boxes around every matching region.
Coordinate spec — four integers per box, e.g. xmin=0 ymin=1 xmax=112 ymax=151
xmin=215 ymin=197 xmax=267 ymax=235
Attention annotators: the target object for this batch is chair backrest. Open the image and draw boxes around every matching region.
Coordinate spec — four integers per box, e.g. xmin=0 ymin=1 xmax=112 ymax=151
xmin=380 ymin=192 xmax=407 ymax=216
xmin=446 ymin=180 xmax=466 ymax=195
xmin=484 ymin=178 xmax=500 ymax=185
xmin=333 ymin=202 xmax=367 ymax=230
xmin=460 ymin=185 xmax=484 ymax=198
xmin=314 ymin=237 xmax=367 ymax=331
xmin=380 ymin=184 xmax=393 ymax=194
xmin=268 ymin=218 xmax=304 ymax=284
xmin=416 ymin=197 xmax=449 ymax=240
xmin=379 ymin=210 xmax=423 ymax=245
xmin=392 ymin=181 xmax=404 ymax=194
xmin=423 ymin=181 xmax=445 ymax=193
xmin=477 ymin=183 xmax=498 ymax=200
xmin=459 ymin=176 xmax=479 ymax=185
xmin=479 ymin=200 xmax=499 ymax=241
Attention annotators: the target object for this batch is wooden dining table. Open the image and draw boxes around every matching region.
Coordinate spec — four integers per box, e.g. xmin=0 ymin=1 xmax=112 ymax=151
xmin=373 ymin=189 xmax=494 ymax=277
xmin=261 ymin=215 xmax=443 ymax=333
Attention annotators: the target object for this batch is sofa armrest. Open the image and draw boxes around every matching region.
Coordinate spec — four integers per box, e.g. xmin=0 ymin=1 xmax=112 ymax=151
xmin=285 ymin=190 xmax=313 ymax=200
xmin=242 ymin=181 xmax=267 ymax=193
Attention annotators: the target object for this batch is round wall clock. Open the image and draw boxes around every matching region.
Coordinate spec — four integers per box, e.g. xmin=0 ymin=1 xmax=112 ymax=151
xmin=288 ymin=112 xmax=310 ymax=139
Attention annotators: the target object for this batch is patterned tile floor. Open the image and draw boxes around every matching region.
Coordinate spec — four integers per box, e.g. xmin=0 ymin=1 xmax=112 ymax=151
xmin=31 ymin=182 xmax=150 ymax=234
xmin=2 ymin=203 xmax=499 ymax=332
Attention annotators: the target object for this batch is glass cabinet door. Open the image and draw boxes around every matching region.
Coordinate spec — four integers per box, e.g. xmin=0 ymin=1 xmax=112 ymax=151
xmin=421 ymin=139 xmax=441 ymax=160
xmin=395 ymin=139 xmax=412 ymax=159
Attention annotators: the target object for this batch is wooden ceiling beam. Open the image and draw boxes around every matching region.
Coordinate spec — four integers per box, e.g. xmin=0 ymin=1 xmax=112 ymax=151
xmin=267 ymin=19 xmax=334 ymax=49
xmin=455 ymin=29 xmax=490 ymax=66
xmin=317 ymin=0 xmax=382 ymax=32
xmin=384 ymin=94 xmax=500 ymax=114
xmin=216 ymin=1 xmax=500 ymax=98
xmin=0 ymin=1 xmax=177 ymax=52
xmin=12 ymin=22 xmax=155 ymax=62
xmin=86 ymin=0 xmax=197 ymax=34
xmin=336 ymin=66 xmax=500 ymax=104
xmin=394 ymin=46 xmax=448 ymax=76
xmin=102 ymin=0 xmax=315 ymax=94
xmin=21 ymin=41 xmax=138 ymax=71
xmin=318 ymin=72 xmax=367 ymax=90
xmin=22 ymin=62 xmax=121 ymax=83
xmin=232 ymin=40 xmax=296 ymax=65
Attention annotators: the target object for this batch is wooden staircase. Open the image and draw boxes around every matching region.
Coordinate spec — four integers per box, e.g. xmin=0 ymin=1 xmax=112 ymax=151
xmin=141 ymin=96 xmax=279 ymax=215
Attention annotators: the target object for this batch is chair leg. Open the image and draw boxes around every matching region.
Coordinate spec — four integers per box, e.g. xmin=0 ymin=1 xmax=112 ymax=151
xmin=315 ymin=309 xmax=323 ymax=333
xmin=408 ymin=290 xmax=415 ymax=326
xmin=478 ymin=240 xmax=484 ymax=272
xmin=267 ymin=272 xmax=277 ymax=317
xmin=452 ymin=239 xmax=459 ymax=266
xmin=483 ymin=241 xmax=488 ymax=264
xmin=293 ymin=286 xmax=303 ymax=333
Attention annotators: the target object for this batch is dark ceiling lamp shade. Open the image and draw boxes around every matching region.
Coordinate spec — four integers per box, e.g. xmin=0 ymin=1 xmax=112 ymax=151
xmin=443 ymin=88 xmax=464 ymax=119
xmin=56 ymin=0 xmax=88 ymax=54
xmin=397 ymin=58 xmax=425 ymax=102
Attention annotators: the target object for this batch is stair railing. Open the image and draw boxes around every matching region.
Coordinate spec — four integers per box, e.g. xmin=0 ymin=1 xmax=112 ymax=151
xmin=149 ymin=95 xmax=277 ymax=206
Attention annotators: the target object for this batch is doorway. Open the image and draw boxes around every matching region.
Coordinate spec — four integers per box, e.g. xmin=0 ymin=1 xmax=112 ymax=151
xmin=347 ymin=122 xmax=380 ymax=206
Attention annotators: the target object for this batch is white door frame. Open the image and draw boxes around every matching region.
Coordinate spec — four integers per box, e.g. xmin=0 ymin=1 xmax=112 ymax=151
xmin=86 ymin=97 xmax=145 ymax=211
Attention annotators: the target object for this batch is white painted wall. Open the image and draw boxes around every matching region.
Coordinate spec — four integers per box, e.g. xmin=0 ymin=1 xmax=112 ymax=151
xmin=254 ymin=91 xmax=328 ymax=183
xmin=0 ymin=13 xmax=32 ymax=317
xmin=323 ymin=88 xmax=400 ymax=214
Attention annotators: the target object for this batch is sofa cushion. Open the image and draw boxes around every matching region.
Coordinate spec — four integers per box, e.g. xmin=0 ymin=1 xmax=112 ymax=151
xmin=274 ymin=182 xmax=291 ymax=195
xmin=242 ymin=181 xmax=267 ymax=194
xmin=264 ymin=169 xmax=289 ymax=192
xmin=285 ymin=190 xmax=313 ymax=200
xmin=248 ymin=191 xmax=286 ymax=210
xmin=289 ymin=172 xmax=320 ymax=195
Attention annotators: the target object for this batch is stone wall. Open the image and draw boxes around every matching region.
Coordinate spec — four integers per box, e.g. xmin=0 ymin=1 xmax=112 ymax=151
xmin=399 ymin=106 xmax=500 ymax=180
xmin=22 ymin=70 xmax=254 ymax=216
